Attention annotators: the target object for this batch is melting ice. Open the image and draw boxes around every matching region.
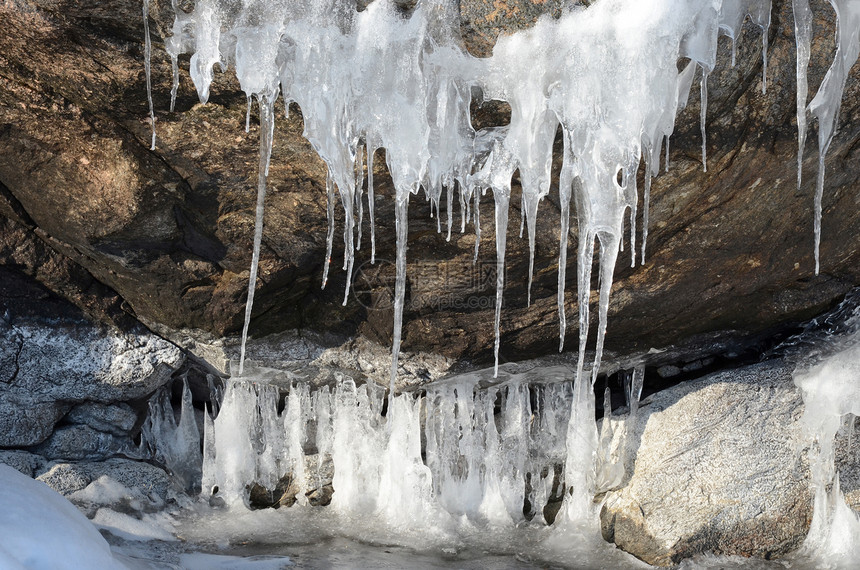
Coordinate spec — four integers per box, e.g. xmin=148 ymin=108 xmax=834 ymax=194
xmin=139 ymin=0 xmax=860 ymax=562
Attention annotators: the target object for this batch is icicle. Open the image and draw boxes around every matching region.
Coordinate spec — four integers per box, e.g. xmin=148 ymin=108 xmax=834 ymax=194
xmin=459 ymin=184 xmax=467 ymax=233
xmin=389 ymin=193 xmax=410 ymax=391
xmin=794 ymin=327 xmax=860 ymax=563
xmin=591 ymin=232 xmax=621 ymax=386
xmin=355 ymin=142 xmax=365 ymax=251
xmin=284 ymin=384 xmax=310 ymax=506
xmin=624 ymin=165 xmax=638 ymax=269
xmin=731 ymin=37 xmax=737 ymax=67
xmin=170 ymin=56 xmax=179 ymax=112
xmin=574 ymin=226 xmax=595 ymax=388
xmin=557 ymin=136 xmax=574 ymax=352
xmin=239 ymin=94 xmax=276 ymax=376
xmin=700 ymin=69 xmax=709 ymax=172
xmin=368 ymin=147 xmax=377 ymax=265
xmin=339 ymin=172 xmax=356 ymax=305
xmin=805 ymin=0 xmax=860 ymax=274
xmin=641 ymin=151 xmax=652 ymax=265
xmin=245 ymin=96 xmax=251 ymax=133
xmin=492 ymin=185 xmax=510 ymax=377
xmin=519 ymin=195 xmax=526 ymax=239
xmin=473 ymin=188 xmax=481 ymax=263
xmin=595 ymin=385 xmax=622 ymax=492
xmin=793 ymin=0 xmax=812 ymax=191
xmin=143 ymin=0 xmax=156 ymax=151
xmin=664 ymin=134 xmax=671 ymax=173
xmin=141 ymin=378 xmax=202 ymax=492
xmin=525 ymin=195 xmax=538 ymax=307
xmin=446 ymin=182 xmax=454 ymax=242
xmin=201 ymin=402 xmax=216 ymax=495
xmin=321 ymin=172 xmax=335 ymax=289
xmin=815 ymin=155 xmax=825 ymax=275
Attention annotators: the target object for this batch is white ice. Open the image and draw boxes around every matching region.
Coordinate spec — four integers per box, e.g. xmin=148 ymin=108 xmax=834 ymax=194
xmin=794 ymin=308 xmax=860 ymax=567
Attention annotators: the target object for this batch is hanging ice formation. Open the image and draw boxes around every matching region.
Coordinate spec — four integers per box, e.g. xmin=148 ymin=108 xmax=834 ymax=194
xmin=792 ymin=0 xmax=860 ymax=275
xmin=793 ymin=309 xmax=860 ymax=564
xmin=145 ymin=0 xmax=778 ymax=389
xmin=140 ymin=378 xmax=203 ymax=492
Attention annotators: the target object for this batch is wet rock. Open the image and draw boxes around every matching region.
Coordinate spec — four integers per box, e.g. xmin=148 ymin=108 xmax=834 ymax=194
xmin=247 ymin=454 xmax=334 ymax=509
xmin=601 ymin=361 xmax=816 ymax=565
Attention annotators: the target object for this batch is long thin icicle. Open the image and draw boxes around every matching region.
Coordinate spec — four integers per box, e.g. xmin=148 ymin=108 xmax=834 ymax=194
xmin=805 ymin=0 xmax=860 ymax=274
xmin=322 ymin=173 xmax=336 ymax=288
xmin=239 ymin=95 xmax=276 ymax=376
xmin=492 ymin=185 xmax=510 ymax=376
xmin=557 ymin=136 xmax=574 ymax=352
xmin=793 ymin=0 xmax=812 ymax=192
xmin=368 ymin=147 xmax=376 ymax=265
xmin=641 ymin=151 xmax=652 ymax=265
xmin=390 ymin=194 xmax=410 ymax=392
xmin=700 ymin=69 xmax=709 ymax=172
xmin=143 ymin=0 xmax=156 ymax=151
xmin=155 ymin=0 xmax=803 ymax=394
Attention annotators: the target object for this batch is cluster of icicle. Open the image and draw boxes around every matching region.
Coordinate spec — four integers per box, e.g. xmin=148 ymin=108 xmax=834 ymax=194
xmin=194 ymin=367 xmax=643 ymax=527
xmin=144 ymin=0 xmax=779 ymax=391
xmin=793 ymin=0 xmax=860 ymax=275
xmin=140 ymin=378 xmax=203 ymax=492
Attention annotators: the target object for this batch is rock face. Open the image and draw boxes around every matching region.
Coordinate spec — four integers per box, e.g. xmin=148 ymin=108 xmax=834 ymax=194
xmin=600 ymin=361 xmax=829 ymax=565
xmin=0 ymin=0 xmax=858 ymax=367
xmin=0 ymin=270 xmax=184 ymax=447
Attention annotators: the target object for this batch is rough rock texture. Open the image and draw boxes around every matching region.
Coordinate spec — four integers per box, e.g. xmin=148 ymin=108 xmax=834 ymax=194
xmin=600 ymin=361 xmax=828 ymax=566
xmin=0 ymin=449 xmax=47 ymax=477
xmin=35 ymin=457 xmax=172 ymax=506
xmin=0 ymin=272 xmax=184 ymax=446
xmin=176 ymin=329 xmax=453 ymax=391
xmin=0 ymin=0 xmax=859 ymax=368
xmin=66 ymin=402 xmax=138 ymax=437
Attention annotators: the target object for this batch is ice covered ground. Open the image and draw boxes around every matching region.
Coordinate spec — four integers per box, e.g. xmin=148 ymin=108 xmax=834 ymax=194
xmin=4 ymin=307 xmax=860 ymax=570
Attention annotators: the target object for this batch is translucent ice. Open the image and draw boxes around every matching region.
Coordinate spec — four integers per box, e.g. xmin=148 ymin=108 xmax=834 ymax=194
xmin=148 ymin=0 xmax=789 ymax=526
xmin=202 ymin=369 xmax=580 ymax=527
xmin=140 ymin=378 xmax=203 ymax=492
xmin=793 ymin=0 xmax=860 ymax=274
xmin=794 ymin=313 xmax=860 ymax=566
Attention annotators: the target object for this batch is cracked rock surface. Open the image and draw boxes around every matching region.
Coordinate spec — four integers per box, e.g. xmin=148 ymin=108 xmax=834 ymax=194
xmin=600 ymin=360 xmax=827 ymax=566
